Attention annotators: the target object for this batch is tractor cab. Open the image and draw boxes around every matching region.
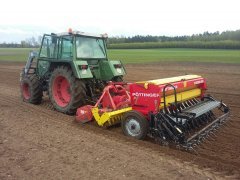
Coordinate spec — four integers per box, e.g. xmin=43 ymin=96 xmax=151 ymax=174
xmin=39 ymin=32 xmax=107 ymax=61
xmin=20 ymin=30 xmax=126 ymax=115
xmin=37 ymin=30 xmax=126 ymax=81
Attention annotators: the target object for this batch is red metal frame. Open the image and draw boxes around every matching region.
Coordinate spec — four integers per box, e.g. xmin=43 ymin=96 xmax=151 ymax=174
xmin=129 ymin=77 xmax=207 ymax=116
xmin=76 ymin=77 xmax=207 ymax=123
xmin=76 ymin=82 xmax=131 ymax=122
xmin=94 ymin=83 xmax=130 ymax=111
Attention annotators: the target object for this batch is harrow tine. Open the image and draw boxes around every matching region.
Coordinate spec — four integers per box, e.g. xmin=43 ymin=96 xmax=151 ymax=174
xmin=210 ymin=131 xmax=217 ymax=137
xmin=224 ymin=121 xmax=231 ymax=127
xmin=190 ymin=99 xmax=195 ymax=105
xmin=162 ymin=109 xmax=166 ymax=114
xmin=191 ymin=99 xmax=197 ymax=105
xmin=200 ymin=141 xmax=211 ymax=149
xmin=187 ymin=100 xmax=192 ymax=107
xmin=205 ymin=132 xmax=210 ymax=139
xmin=182 ymin=102 xmax=186 ymax=108
xmin=189 ymin=146 xmax=199 ymax=155
xmin=196 ymin=140 xmax=201 ymax=145
xmin=215 ymin=124 xmax=220 ymax=130
xmin=185 ymin=101 xmax=190 ymax=107
xmin=227 ymin=121 xmax=233 ymax=127
xmin=208 ymin=135 xmax=216 ymax=141
xmin=189 ymin=99 xmax=194 ymax=105
xmin=205 ymin=132 xmax=211 ymax=142
xmin=204 ymin=138 xmax=212 ymax=144
xmin=179 ymin=105 xmax=183 ymax=111
xmin=221 ymin=122 xmax=228 ymax=127
xmin=194 ymin=98 xmax=199 ymax=103
xmin=192 ymin=143 xmax=199 ymax=150
xmin=221 ymin=119 xmax=227 ymax=124
xmin=166 ymin=107 xmax=171 ymax=114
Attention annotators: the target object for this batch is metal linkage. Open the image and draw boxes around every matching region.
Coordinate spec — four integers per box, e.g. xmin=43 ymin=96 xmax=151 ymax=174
xmin=151 ymin=96 xmax=230 ymax=152
xmin=181 ymin=111 xmax=230 ymax=152
xmin=24 ymin=51 xmax=38 ymax=75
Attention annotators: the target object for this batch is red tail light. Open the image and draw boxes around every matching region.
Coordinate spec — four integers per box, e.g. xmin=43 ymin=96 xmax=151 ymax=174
xmin=79 ymin=65 xmax=88 ymax=70
xmin=114 ymin=64 xmax=122 ymax=68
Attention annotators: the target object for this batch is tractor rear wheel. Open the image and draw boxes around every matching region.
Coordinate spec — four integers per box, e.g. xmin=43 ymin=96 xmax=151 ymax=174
xmin=49 ymin=66 xmax=87 ymax=115
xmin=121 ymin=110 xmax=149 ymax=140
xmin=20 ymin=74 xmax=43 ymax=104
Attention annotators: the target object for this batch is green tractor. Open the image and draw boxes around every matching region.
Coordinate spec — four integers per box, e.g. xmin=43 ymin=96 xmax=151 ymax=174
xmin=20 ymin=30 xmax=126 ymax=114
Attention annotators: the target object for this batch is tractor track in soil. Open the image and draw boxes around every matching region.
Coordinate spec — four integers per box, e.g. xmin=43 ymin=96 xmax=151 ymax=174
xmin=0 ymin=88 xmax=238 ymax=179
xmin=1 ymin=88 xmax=224 ymax=179
xmin=1 ymin=62 xmax=240 ymax=179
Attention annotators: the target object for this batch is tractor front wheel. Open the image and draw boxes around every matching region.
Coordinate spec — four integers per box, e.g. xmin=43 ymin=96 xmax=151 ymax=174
xmin=49 ymin=66 xmax=87 ymax=114
xmin=20 ymin=74 xmax=43 ymax=104
xmin=121 ymin=110 xmax=149 ymax=140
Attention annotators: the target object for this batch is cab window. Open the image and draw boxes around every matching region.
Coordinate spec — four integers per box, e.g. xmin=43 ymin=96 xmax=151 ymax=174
xmin=39 ymin=35 xmax=58 ymax=58
xmin=60 ymin=36 xmax=73 ymax=59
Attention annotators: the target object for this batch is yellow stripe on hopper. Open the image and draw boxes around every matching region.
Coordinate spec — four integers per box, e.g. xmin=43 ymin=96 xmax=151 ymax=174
xmin=160 ymin=88 xmax=201 ymax=109
xmin=138 ymin=75 xmax=201 ymax=85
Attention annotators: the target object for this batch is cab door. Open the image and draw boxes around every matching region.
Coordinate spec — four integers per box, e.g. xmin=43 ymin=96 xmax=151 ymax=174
xmin=37 ymin=34 xmax=59 ymax=77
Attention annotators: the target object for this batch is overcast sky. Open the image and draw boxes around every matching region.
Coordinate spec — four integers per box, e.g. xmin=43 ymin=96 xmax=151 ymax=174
xmin=0 ymin=0 xmax=239 ymax=43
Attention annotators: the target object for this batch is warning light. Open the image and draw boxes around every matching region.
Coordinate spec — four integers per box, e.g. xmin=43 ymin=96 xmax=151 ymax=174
xmin=68 ymin=28 xmax=73 ymax=34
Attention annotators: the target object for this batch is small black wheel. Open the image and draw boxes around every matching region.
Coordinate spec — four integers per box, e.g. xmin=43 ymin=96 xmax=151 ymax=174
xmin=20 ymin=74 xmax=43 ymax=104
xmin=121 ymin=110 xmax=149 ymax=140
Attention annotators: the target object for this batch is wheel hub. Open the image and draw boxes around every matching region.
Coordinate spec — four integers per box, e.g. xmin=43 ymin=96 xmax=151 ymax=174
xmin=126 ymin=119 xmax=141 ymax=137
xmin=53 ymin=76 xmax=71 ymax=107
xmin=22 ymin=83 xmax=30 ymax=100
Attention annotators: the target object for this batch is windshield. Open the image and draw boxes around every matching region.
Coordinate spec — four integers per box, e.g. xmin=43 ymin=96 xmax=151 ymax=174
xmin=76 ymin=36 xmax=106 ymax=59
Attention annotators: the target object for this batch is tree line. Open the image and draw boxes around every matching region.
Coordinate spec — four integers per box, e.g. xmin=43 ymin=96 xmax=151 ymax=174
xmin=108 ymin=40 xmax=240 ymax=49
xmin=107 ymin=30 xmax=240 ymax=44
xmin=1 ymin=30 xmax=240 ymax=49
xmin=107 ymin=30 xmax=240 ymax=49
xmin=0 ymin=36 xmax=42 ymax=48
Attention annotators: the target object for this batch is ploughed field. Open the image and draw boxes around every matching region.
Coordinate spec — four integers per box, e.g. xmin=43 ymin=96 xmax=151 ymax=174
xmin=0 ymin=61 xmax=240 ymax=179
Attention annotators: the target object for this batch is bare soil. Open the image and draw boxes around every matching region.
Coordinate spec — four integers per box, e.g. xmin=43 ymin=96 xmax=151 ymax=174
xmin=0 ymin=61 xmax=240 ymax=179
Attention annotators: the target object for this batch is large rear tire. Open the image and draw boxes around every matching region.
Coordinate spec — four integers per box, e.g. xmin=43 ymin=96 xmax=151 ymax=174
xmin=121 ymin=110 xmax=149 ymax=140
xmin=20 ymin=74 xmax=43 ymax=104
xmin=49 ymin=66 xmax=87 ymax=114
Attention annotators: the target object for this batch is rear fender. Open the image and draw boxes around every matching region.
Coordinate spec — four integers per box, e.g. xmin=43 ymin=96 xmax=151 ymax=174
xmin=72 ymin=61 xmax=93 ymax=79
xmin=37 ymin=61 xmax=93 ymax=79
xmin=99 ymin=60 xmax=126 ymax=81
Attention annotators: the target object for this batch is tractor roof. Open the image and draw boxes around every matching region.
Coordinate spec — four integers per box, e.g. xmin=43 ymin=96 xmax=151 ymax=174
xmin=56 ymin=31 xmax=108 ymax=38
